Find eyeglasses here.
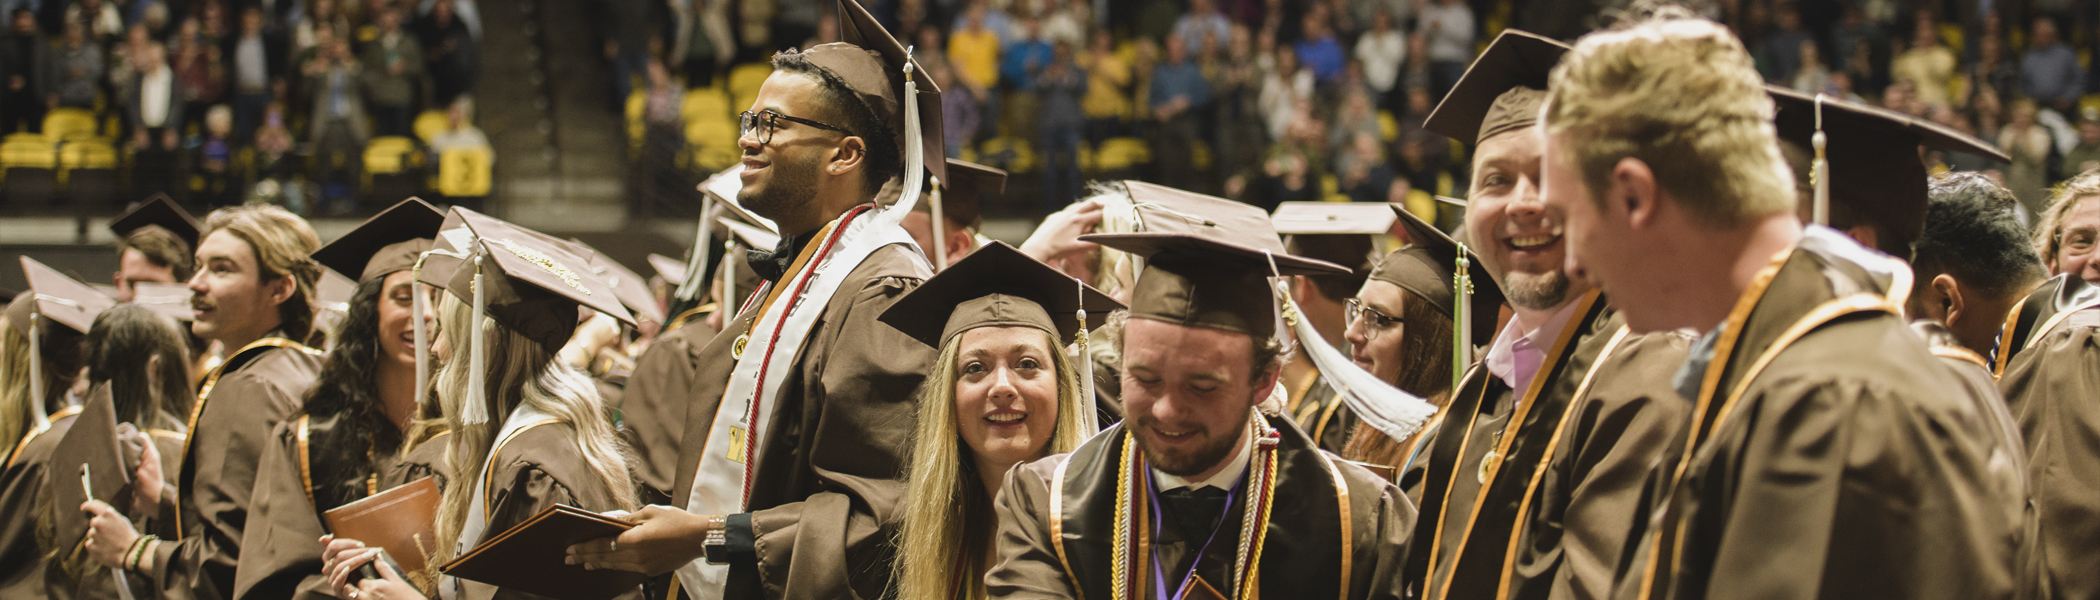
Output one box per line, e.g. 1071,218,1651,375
2061,227,2097,257
1346,297,1403,342
738,109,853,144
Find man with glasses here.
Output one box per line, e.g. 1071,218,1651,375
1398,30,1695,600
565,1,948,598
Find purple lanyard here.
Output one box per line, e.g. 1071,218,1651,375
1146,467,1247,600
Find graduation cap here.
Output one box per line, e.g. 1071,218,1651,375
1082,185,1347,341
418,208,635,355
1422,29,1568,145
1768,87,2008,255
48,385,130,559
698,165,780,234
648,254,688,288
569,239,667,325
880,241,1122,349
310,198,445,283
1271,202,1398,272
825,0,945,182
1376,204,1505,344
720,217,782,251
14,256,115,337
130,282,195,322
893,158,1005,229
108,193,203,249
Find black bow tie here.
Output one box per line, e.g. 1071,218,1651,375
1159,486,1232,537
745,229,818,283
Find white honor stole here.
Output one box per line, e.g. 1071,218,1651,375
439,404,560,600
676,209,920,598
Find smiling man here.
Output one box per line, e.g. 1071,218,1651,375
1540,12,2022,599
985,191,1412,600
563,1,946,598
1397,30,1694,600
114,204,324,600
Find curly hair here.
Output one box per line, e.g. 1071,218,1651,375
1916,172,2046,301
295,276,409,510
771,48,902,198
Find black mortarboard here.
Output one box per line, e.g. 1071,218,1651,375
1768,87,2009,255
570,239,667,325
827,0,946,181
108,193,203,249
13,256,115,335
1082,184,1346,340
1423,29,1568,145
1376,205,1505,342
311,198,446,282
879,241,1122,349
417,208,635,354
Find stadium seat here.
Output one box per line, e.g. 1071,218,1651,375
361,136,420,189
59,138,118,205
626,90,647,156
438,148,494,197
727,63,773,114
42,108,97,140
1090,137,1151,172
413,110,450,143
1377,110,1398,142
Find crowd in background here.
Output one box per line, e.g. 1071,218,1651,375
0,0,490,214
613,0,2100,225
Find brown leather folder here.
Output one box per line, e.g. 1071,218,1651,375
49,386,131,553
439,504,645,600
324,476,441,575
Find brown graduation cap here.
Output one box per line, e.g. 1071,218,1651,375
879,241,1122,349
13,256,116,336
901,158,1006,230
1768,86,2009,256
1376,204,1506,342
648,254,688,288
821,0,945,181
311,198,446,282
569,238,668,325
108,193,203,249
417,208,635,353
1082,184,1347,340
129,281,195,322
47,385,130,559
1271,201,1396,275
1422,29,1568,145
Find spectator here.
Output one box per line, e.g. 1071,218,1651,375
1390,87,1447,194
934,62,978,157
1967,33,2017,108
293,0,345,56
1173,0,1230,58
1,8,43,134
254,102,294,175
1000,17,1053,92
1039,0,1086,51
1078,28,1130,143
1355,9,1405,105
1790,38,1831,93
1037,39,1086,211
637,59,685,215
195,105,236,205
357,7,421,138
127,41,182,151
1328,87,1380,151
170,17,226,130
1252,146,1319,210
416,0,477,105
603,0,647,100
42,19,101,110
2065,108,2100,177
1337,131,1395,204
1259,45,1312,142
1417,0,1473,100
427,95,491,157
1213,24,1266,180
65,0,120,41
1891,19,1955,108
672,0,731,87
949,0,1011,48
105,23,149,108
307,35,367,210
2019,17,2084,114
947,3,1000,97
1148,33,1212,190
1761,5,1809,84
225,6,284,144
2001,98,2055,215
1295,11,1344,85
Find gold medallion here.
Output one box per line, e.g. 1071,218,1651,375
1478,450,1500,484
732,334,749,359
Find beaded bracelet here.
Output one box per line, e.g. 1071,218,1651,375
125,535,159,572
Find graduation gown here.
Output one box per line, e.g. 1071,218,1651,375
231,412,451,600
150,338,323,600
49,421,187,600
0,407,82,600
1995,275,2100,600
1290,373,1358,453
462,423,638,600
984,414,1412,600
621,320,713,504
1402,290,1618,600
1615,230,2025,600
668,243,935,600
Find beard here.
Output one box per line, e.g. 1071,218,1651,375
1503,269,1573,311
738,151,821,224
1131,410,1250,477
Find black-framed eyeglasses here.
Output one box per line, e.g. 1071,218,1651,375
1346,297,1404,342
738,109,853,144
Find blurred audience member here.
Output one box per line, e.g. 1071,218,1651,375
44,19,102,110
416,0,477,104
1037,39,1086,211
1147,32,1211,190
2,9,45,133
2002,98,2056,215
359,7,421,137
1892,18,1954,108
127,41,181,151
2020,17,2084,114
1356,9,1406,105
1079,29,1130,144
226,6,282,143
1418,0,1473,100
1295,11,1343,85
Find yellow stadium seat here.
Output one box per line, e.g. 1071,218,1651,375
727,63,773,113
977,136,1036,173
1092,137,1150,172
1,136,57,169
1377,110,1398,142
57,138,118,184
413,110,450,143
361,136,419,188
43,108,97,140
438,148,493,197
1320,174,1338,196
626,90,648,156
682,88,733,124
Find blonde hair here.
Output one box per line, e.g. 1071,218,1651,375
430,293,637,569
894,328,1091,600
2035,169,2100,268
202,205,323,341
1543,11,1796,226
1082,182,1141,298
1,313,83,455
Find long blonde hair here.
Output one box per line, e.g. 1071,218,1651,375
1,312,84,456
430,293,638,566
895,327,1092,600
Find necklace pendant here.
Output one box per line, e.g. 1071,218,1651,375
732,334,749,359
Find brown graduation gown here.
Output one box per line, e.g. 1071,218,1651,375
0,407,82,600
622,320,713,504
669,243,935,600
47,422,188,600
1615,234,2024,600
232,413,451,600
1291,374,1359,453
984,414,1413,600
1502,323,1693,600
1996,275,2100,600
1910,321,2047,600
150,339,323,600
463,423,638,600
1402,290,1615,600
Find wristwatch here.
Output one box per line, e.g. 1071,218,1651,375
701,516,730,564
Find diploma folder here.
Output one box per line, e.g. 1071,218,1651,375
49,387,131,555
439,504,644,600
323,476,441,575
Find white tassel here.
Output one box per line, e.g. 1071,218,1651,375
677,196,718,302
876,48,924,227
27,309,47,429
1264,253,1436,441
461,255,489,425
928,178,947,270
1074,277,1097,434
1811,94,1830,226
413,260,431,413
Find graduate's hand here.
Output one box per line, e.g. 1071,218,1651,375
565,505,711,575
81,499,142,569
330,545,426,600
319,535,366,581
1019,198,1105,265
132,434,163,516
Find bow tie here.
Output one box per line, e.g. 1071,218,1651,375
745,229,818,283
1158,486,1232,537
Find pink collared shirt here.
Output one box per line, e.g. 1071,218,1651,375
1484,299,1585,404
